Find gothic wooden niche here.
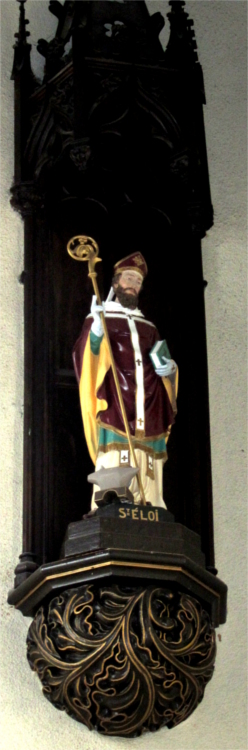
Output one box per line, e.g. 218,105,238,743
8,0,227,737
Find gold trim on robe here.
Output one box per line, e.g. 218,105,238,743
77,311,178,465
79,333,111,463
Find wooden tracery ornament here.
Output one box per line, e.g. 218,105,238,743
8,0,227,736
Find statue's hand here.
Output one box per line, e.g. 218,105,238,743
155,358,177,377
90,295,104,337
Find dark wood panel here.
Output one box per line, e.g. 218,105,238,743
11,0,216,585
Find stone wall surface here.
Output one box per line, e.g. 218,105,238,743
0,2,247,749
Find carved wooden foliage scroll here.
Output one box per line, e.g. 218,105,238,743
27,584,215,736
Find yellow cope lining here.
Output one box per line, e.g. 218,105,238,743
79,332,178,465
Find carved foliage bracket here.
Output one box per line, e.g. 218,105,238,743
27,583,216,736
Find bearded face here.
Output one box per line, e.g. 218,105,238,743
113,270,142,309
114,284,139,310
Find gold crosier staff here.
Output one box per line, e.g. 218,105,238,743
67,235,146,506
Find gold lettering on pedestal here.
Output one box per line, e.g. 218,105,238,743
132,508,139,520
119,508,126,518
118,508,159,521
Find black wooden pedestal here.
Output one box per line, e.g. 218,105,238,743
8,503,227,737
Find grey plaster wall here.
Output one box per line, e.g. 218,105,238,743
0,2,247,749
